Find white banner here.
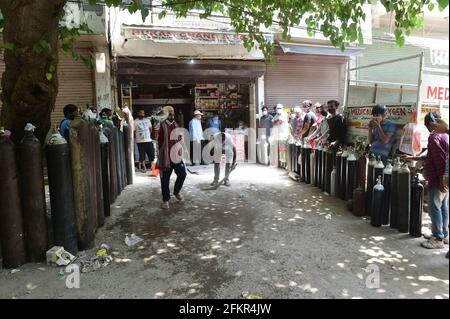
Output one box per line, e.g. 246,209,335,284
125,28,244,45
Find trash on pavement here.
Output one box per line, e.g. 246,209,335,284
125,234,144,247
10,269,20,274
247,294,263,299
46,246,76,266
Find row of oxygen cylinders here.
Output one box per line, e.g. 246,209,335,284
289,139,424,237
0,115,134,268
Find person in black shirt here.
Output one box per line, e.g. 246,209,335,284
326,100,346,148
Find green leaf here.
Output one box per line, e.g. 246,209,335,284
428,3,435,11
357,28,364,45
437,0,449,11
46,73,53,81
4,42,14,50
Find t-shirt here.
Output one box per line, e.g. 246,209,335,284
259,114,273,137
369,120,397,159
273,112,289,139
302,111,318,138
327,114,346,144
59,118,71,141
290,116,304,138
134,118,152,143
422,132,449,189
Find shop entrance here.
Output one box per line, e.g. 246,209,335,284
129,82,251,130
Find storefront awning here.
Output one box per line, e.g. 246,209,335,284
280,42,364,57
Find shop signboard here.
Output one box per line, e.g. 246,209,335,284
345,103,416,145
419,72,449,123
126,28,244,45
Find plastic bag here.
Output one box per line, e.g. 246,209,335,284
399,123,422,156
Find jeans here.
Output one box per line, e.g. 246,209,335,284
160,162,187,202
428,187,449,241
214,163,231,182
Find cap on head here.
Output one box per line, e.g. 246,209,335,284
276,104,284,110
194,110,203,116
164,105,175,114
293,107,302,113
314,102,321,108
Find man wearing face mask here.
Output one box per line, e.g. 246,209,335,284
368,104,396,161
405,112,449,250
272,104,290,168
60,104,79,141
134,109,154,173
306,103,329,149
258,106,273,165
326,100,346,149
157,106,187,210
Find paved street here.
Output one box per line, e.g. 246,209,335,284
0,164,448,299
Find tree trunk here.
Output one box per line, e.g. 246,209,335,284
0,0,67,143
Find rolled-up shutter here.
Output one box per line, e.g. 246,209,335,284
0,46,94,127
52,48,95,126
265,52,347,108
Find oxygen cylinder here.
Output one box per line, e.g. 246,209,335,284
353,186,366,217
300,139,306,183
321,143,328,192
0,128,27,268
366,154,376,216
88,123,98,232
317,144,322,189
295,143,301,176
331,165,337,196
410,174,424,238
382,161,393,226
120,129,128,187
390,157,401,229
346,149,357,201
336,147,343,196
69,114,95,250
17,124,48,262
356,151,368,191
310,149,315,186
93,125,104,228
340,148,348,200
371,177,385,227
374,157,385,184
325,146,333,195
113,126,122,194
46,129,78,255
314,147,319,187
287,143,293,173
105,125,118,203
100,129,111,218
397,163,411,233
304,140,312,184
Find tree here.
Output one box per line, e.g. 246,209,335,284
0,0,448,142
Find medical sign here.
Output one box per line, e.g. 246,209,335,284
345,103,416,144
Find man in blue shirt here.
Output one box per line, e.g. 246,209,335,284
59,104,78,141
368,104,396,160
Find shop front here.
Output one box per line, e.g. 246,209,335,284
117,57,265,131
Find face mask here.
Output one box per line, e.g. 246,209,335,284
321,111,328,116
262,111,268,116
277,109,282,114
139,115,144,119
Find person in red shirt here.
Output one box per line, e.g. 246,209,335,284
157,106,187,210
405,112,449,249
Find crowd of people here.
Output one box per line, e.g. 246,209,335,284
58,102,448,256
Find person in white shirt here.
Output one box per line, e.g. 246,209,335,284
272,104,289,168
134,109,154,173
189,110,205,166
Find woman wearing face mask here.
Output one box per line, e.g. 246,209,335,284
306,103,330,148
368,104,396,161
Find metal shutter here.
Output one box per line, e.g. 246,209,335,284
52,48,95,126
265,53,347,108
0,47,94,127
